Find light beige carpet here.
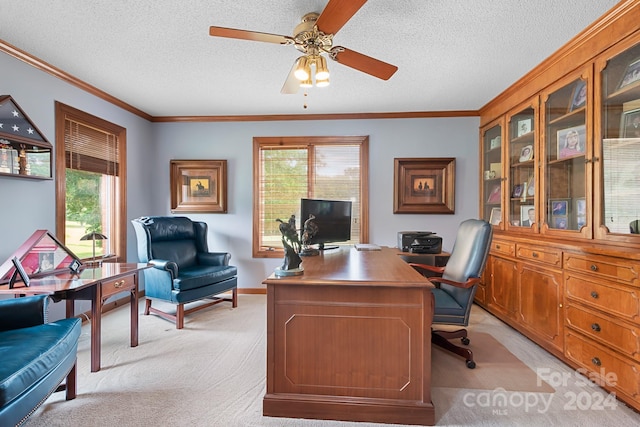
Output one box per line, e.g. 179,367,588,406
25,295,640,427
431,332,554,393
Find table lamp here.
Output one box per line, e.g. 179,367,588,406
80,232,108,263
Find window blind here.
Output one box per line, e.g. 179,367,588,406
65,119,119,176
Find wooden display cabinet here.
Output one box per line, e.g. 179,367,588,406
480,119,504,228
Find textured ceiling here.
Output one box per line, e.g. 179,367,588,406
0,0,621,117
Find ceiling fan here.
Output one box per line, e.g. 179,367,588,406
208,0,398,94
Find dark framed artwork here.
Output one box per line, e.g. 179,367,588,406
568,80,587,112
393,158,455,214
170,160,227,213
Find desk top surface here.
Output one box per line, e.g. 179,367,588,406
264,246,433,288
0,262,149,295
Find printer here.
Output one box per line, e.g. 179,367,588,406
397,231,442,254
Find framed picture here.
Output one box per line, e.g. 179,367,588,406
9,257,30,289
170,160,227,213
486,183,501,204
550,198,571,230
526,175,535,197
621,108,640,138
568,80,587,112
557,124,586,159
512,184,523,198
517,118,532,137
574,197,586,229
69,259,82,274
519,145,533,162
393,158,455,214
520,205,535,227
617,57,640,90
489,135,501,150
489,208,502,226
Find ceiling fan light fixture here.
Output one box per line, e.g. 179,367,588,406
315,56,330,80
300,77,313,88
316,76,330,87
294,56,310,81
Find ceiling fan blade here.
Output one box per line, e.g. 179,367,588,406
281,62,300,94
316,0,368,35
209,26,294,45
330,47,398,80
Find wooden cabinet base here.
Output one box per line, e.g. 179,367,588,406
263,394,435,425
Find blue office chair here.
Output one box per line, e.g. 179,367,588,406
409,219,493,369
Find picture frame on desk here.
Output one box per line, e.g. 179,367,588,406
170,159,227,213
393,157,455,214
9,257,30,288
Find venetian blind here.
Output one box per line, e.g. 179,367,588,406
65,119,119,176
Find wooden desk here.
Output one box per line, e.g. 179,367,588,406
0,263,148,372
263,247,435,425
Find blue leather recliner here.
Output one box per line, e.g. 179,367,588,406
0,295,81,427
131,216,238,329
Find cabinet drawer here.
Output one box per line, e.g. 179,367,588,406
102,275,135,299
565,331,640,402
516,243,562,267
565,304,640,361
564,252,639,287
565,273,640,322
491,240,515,257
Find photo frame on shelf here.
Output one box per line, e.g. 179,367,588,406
170,160,227,213
621,108,640,138
512,184,524,198
393,158,455,214
520,205,535,227
486,183,501,204
489,136,501,150
550,198,571,230
574,197,587,229
617,57,640,90
489,208,502,226
516,118,532,137
526,175,535,198
557,124,586,159
519,145,533,162
568,80,587,112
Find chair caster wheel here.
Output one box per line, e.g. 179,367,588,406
466,360,476,369
461,337,470,345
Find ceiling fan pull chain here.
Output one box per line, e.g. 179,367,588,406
303,91,308,109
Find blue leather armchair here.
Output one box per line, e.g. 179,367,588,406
131,216,238,329
410,219,493,369
0,295,81,426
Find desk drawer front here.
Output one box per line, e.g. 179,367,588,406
565,304,640,360
565,274,640,322
564,253,639,286
565,331,640,401
491,240,515,257
102,275,135,299
516,244,562,267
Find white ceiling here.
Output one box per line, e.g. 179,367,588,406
0,0,621,118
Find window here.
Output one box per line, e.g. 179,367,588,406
55,102,126,261
253,136,369,257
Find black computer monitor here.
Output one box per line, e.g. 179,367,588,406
300,198,352,250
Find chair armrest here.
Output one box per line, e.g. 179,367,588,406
408,263,445,277
0,294,49,332
198,252,231,266
149,259,179,279
430,276,480,289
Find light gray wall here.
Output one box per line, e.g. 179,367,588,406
1,48,480,300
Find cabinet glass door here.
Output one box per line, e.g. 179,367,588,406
596,39,640,242
481,120,504,228
506,100,537,232
541,72,591,238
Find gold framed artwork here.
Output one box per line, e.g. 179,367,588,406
170,159,227,213
393,157,455,214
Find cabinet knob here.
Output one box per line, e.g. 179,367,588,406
591,323,601,332
532,252,539,258
496,245,501,249
590,264,598,271
590,291,599,299
591,357,602,367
